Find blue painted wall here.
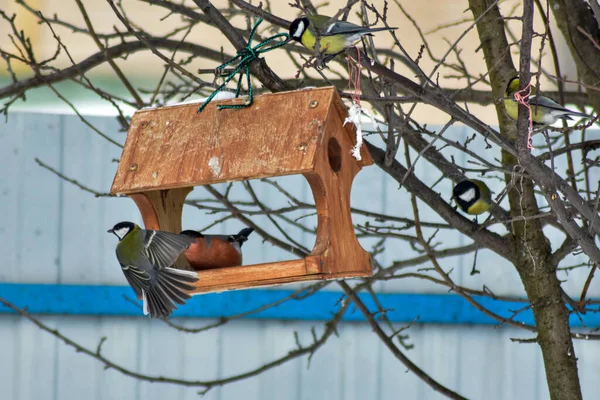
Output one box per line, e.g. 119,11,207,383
2,283,599,327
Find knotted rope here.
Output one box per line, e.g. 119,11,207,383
344,47,373,161
513,83,534,149
346,47,361,106
197,18,289,114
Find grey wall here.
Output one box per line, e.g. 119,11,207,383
1,112,598,399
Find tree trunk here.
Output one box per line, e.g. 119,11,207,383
548,0,600,113
468,1,582,398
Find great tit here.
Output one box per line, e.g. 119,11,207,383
180,227,254,270
108,221,199,319
452,179,492,215
504,77,593,125
289,15,396,56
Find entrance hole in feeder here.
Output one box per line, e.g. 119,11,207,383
328,137,342,172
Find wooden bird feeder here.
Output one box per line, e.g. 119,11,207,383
110,87,373,294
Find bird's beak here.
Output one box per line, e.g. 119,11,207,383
107,228,114,233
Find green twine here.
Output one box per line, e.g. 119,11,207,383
197,18,289,114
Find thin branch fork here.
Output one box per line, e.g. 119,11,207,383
0,294,348,394
338,281,468,400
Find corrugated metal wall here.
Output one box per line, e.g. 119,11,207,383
1,112,598,399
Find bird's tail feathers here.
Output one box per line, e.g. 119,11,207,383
143,291,148,315
365,26,397,33
566,110,592,119
143,289,173,318
156,273,194,303
163,266,199,283
142,268,198,318
231,227,254,246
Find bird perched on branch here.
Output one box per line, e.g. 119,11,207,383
180,227,255,270
288,15,396,56
452,179,492,216
108,221,198,319
504,76,593,126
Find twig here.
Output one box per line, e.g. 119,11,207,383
338,281,468,400
0,294,347,394
35,158,113,197
74,0,144,108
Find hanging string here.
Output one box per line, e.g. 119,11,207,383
344,47,373,161
513,83,534,149
197,18,289,114
345,47,361,106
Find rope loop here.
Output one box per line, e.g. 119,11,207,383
345,47,362,106
197,18,290,114
513,83,534,149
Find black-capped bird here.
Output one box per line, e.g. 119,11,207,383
180,227,254,270
108,221,199,319
289,15,396,56
452,179,492,215
504,77,593,126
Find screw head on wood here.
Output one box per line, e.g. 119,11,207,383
309,100,318,108
296,142,308,152
129,163,138,171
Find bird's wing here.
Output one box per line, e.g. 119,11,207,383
142,230,195,270
531,95,590,118
529,95,569,112
322,20,365,35
119,259,152,298
142,267,198,318
308,15,365,35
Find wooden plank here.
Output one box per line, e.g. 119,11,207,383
138,320,185,400
0,115,24,282
60,115,107,283
18,114,62,283
0,316,17,400
111,88,338,194
54,317,102,399
255,321,304,399
302,95,373,276
95,318,139,400
16,315,57,400
192,258,319,293
129,188,191,232
180,318,221,400
191,259,370,294
220,321,263,400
